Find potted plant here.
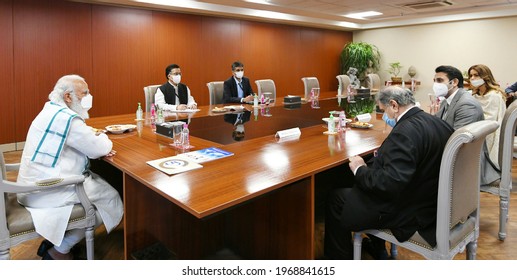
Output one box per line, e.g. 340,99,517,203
388,62,403,83
340,42,381,83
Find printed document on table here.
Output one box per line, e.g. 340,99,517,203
177,147,234,163
146,156,203,175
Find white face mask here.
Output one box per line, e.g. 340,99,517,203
433,81,452,98
470,78,485,88
81,93,93,110
172,74,181,84
235,71,244,79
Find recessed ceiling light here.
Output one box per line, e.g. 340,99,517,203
345,11,382,20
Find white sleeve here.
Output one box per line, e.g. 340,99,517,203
66,118,113,159
186,86,197,106
155,88,177,111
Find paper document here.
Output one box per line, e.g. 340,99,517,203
178,147,234,163
147,156,202,175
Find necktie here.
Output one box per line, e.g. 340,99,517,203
238,82,243,90
441,102,449,119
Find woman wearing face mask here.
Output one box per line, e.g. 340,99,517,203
468,64,506,166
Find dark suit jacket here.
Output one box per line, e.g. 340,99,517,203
436,88,500,185
343,107,454,246
223,76,254,103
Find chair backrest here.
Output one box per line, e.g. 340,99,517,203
336,75,350,96
143,85,160,112
436,120,499,253
301,77,319,100
498,99,517,190
254,79,276,101
366,73,381,92
207,81,224,105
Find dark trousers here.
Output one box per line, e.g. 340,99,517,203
324,186,386,259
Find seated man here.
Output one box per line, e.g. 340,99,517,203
223,61,254,104
17,75,123,260
155,64,197,111
324,86,454,259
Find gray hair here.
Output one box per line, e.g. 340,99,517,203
48,74,86,103
376,86,415,107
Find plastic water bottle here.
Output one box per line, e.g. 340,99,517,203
339,111,347,131
136,102,143,120
328,113,335,133
156,108,164,124
181,123,190,149
150,103,156,120
253,93,258,107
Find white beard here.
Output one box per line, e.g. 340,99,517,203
70,94,89,119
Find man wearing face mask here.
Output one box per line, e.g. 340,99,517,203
324,86,453,259
433,65,499,185
155,64,198,111
223,61,255,104
17,75,123,260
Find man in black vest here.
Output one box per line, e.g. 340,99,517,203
155,64,197,111
223,61,254,104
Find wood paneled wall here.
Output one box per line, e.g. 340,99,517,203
0,0,352,144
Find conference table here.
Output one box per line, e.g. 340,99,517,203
86,95,389,259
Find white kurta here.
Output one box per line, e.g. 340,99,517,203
17,102,123,246
473,90,506,167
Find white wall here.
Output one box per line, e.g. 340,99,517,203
354,16,517,108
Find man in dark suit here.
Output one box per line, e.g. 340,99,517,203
324,86,454,259
223,61,254,104
433,65,499,185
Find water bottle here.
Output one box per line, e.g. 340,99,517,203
339,111,347,131
328,113,335,133
181,123,190,149
253,93,258,107
156,108,164,124
136,102,143,120
150,103,156,120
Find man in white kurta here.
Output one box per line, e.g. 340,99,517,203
17,75,123,260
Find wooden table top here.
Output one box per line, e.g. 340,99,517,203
86,96,389,218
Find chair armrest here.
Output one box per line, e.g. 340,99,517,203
0,175,85,194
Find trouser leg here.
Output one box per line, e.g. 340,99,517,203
54,211,102,254
324,188,353,259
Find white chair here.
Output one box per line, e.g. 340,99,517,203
0,152,96,260
207,81,224,105
301,77,319,100
352,120,499,260
336,75,350,96
481,99,517,240
143,85,160,112
366,73,381,94
254,79,276,101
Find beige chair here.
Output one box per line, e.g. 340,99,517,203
336,75,350,96
301,77,319,100
0,152,96,260
352,120,499,260
481,99,517,240
207,81,224,105
144,85,160,112
254,79,276,101
366,73,381,94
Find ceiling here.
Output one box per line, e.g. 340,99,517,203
74,0,517,30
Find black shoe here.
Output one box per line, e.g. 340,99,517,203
37,240,54,257
41,250,55,260
362,238,389,260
